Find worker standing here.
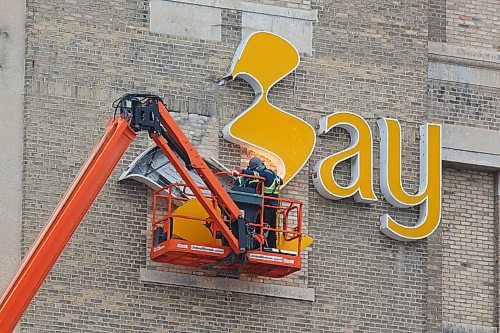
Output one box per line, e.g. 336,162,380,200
234,157,283,248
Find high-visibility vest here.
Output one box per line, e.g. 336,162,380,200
263,171,281,196
237,170,259,187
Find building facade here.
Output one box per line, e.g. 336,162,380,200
0,0,499,331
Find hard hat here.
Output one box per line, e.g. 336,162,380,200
248,157,264,170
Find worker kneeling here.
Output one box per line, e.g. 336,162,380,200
234,157,283,249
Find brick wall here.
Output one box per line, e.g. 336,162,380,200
429,80,500,131
429,0,447,42
441,168,496,326
429,0,500,49
427,59,500,330
446,0,500,50
17,0,500,332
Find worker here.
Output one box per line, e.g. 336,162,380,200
234,157,283,248
234,168,259,188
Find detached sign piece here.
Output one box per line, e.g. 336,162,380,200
221,31,442,242
220,31,316,185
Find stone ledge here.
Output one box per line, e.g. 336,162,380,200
150,0,222,41
442,125,500,156
151,0,317,54
442,321,497,333
428,62,500,88
443,148,500,170
428,43,500,87
140,268,315,301
428,42,500,69
165,0,318,21
442,125,500,170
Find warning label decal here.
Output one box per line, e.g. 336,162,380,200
249,253,283,262
153,245,165,252
191,245,225,254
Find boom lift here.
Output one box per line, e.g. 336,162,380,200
0,94,307,332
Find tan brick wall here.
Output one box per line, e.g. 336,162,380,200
428,75,499,331
429,0,499,49
429,0,447,42
446,0,500,50
441,168,496,326
429,80,500,131
16,0,500,332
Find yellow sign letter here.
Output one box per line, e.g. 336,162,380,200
221,31,316,185
378,119,442,241
313,112,377,203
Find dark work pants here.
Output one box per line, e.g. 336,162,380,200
263,198,278,248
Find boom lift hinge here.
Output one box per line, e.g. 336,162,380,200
116,94,194,170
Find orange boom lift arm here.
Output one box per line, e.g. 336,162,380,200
0,94,244,332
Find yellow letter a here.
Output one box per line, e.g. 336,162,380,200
312,112,377,203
